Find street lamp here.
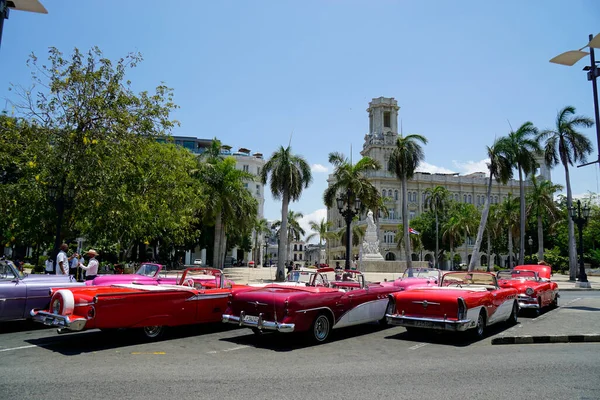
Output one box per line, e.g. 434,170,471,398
336,188,361,269
550,33,600,169
569,199,591,288
0,0,47,48
528,236,533,262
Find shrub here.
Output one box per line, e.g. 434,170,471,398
544,247,568,274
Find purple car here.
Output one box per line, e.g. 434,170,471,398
380,267,441,290
0,259,84,321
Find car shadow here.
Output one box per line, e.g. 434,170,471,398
220,322,393,352
384,322,519,347
0,319,51,334
23,323,242,355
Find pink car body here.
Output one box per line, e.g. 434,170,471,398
380,268,441,291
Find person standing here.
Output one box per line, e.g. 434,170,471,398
79,249,99,281
56,243,75,275
69,252,80,277
44,258,54,275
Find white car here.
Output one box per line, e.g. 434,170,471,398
193,259,203,266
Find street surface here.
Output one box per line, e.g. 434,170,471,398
0,293,598,400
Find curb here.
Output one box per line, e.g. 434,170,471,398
492,334,600,345
558,288,600,291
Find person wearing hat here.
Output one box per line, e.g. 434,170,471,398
79,249,100,281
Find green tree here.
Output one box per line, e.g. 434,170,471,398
526,175,563,261
272,210,305,264
261,146,312,281
423,186,450,268
497,122,541,265
468,139,512,271
387,133,428,273
538,106,594,280
499,193,520,268
253,218,271,266
306,218,332,264
450,202,479,268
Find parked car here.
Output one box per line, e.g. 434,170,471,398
385,271,519,339
85,263,175,286
380,267,441,290
31,267,252,339
497,264,559,314
222,268,403,343
0,259,84,322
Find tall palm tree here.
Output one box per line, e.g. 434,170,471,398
468,139,512,271
537,106,594,280
442,212,462,270
261,146,312,281
526,175,563,261
272,210,305,266
323,152,382,265
306,218,332,264
499,193,520,269
253,218,271,266
485,203,503,271
452,202,479,269
497,122,541,265
387,133,428,273
423,186,450,268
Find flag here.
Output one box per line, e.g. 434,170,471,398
409,227,420,235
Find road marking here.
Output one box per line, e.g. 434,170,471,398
0,345,37,353
130,352,166,355
408,343,428,350
222,345,249,352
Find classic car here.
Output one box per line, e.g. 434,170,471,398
0,259,84,322
31,267,251,339
222,268,403,343
497,264,559,313
380,267,441,290
385,271,519,339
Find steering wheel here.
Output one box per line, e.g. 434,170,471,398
447,282,463,288
183,279,194,287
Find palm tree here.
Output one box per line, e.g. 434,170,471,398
272,210,305,267
452,202,479,269
261,146,312,281
537,106,594,280
253,218,271,266
423,186,450,268
306,218,332,265
497,122,541,265
485,203,503,271
442,212,462,270
526,175,563,262
499,193,520,269
387,133,428,273
468,139,512,271
323,152,382,265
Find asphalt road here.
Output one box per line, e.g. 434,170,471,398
0,292,598,400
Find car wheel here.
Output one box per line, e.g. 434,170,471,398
471,311,486,340
251,328,263,336
551,295,559,309
140,325,165,340
309,313,331,343
508,302,518,326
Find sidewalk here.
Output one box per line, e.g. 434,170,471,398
222,266,600,290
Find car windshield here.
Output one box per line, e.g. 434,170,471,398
179,268,223,288
135,263,159,277
441,272,496,287
0,261,23,280
401,268,439,280
498,270,538,281
286,270,312,284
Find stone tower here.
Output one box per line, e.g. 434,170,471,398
361,97,400,165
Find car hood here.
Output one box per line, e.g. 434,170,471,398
86,274,158,286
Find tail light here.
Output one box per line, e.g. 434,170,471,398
284,299,289,316
227,293,233,306
87,306,96,319
386,295,396,315
457,297,467,320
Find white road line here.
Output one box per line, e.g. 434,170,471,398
222,345,249,352
0,345,37,353
408,343,428,350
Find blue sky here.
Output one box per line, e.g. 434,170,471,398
2,1,600,239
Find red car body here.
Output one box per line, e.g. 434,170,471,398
30,268,251,339
385,271,519,339
222,268,402,343
380,267,441,290
497,264,559,312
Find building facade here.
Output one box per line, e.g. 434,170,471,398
326,97,550,268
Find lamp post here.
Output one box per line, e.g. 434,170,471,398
263,240,269,267
550,33,600,169
336,188,361,269
569,199,591,288
0,0,47,49
528,236,533,262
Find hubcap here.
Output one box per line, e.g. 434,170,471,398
476,315,484,336
144,326,162,338
314,316,329,341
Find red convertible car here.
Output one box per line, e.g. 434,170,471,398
380,267,441,290
497,264,559,314
385,271,519,339
31,268,251,339
222,268,402,343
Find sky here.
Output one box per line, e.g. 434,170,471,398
2,1,600,242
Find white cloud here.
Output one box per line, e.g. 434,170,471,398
311,164,328,173
452,159,490,175
298,208,328,243
416,162,456,174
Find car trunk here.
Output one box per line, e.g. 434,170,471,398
231,286,315,322
393,288,465,320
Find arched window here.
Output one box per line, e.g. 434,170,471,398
382,189,387,198
463,194,467,203
394,190,398,200
468,195,472,203
455,193,459,201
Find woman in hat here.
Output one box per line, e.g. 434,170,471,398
79,249,100,281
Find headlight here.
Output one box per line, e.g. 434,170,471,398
525,287,534,296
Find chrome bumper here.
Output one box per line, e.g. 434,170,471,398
222,311,295,333
517,295,539,309
386,314,472,332
30,309,87,332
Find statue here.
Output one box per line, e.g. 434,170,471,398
361,210,383,260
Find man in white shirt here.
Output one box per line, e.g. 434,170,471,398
45,258,54,274
56,243,73,275
79,249,99,281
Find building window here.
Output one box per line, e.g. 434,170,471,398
409,211,415,219
455,193,459,202
243,165,249,172
257,167,261,175
256,184,260,195
468,195,472,204
384,112,391,128
382,189,387,198
394,190,398,200
463,194,467,203
294,244,297,251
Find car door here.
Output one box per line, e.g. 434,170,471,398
0,263,27,321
